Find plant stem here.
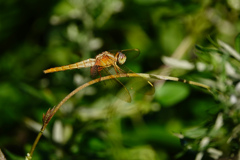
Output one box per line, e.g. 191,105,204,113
26,73,211,159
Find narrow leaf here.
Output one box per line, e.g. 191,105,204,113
235,33,240,53
195,45,223,54
218,40,240,61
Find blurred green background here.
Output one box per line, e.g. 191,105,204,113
0,0,240,159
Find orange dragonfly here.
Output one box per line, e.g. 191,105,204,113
44,49,154,102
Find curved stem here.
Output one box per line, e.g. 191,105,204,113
26,73,211,159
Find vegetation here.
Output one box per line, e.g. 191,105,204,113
0,0,240,159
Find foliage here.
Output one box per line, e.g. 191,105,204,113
177,37,240,160
0,0,240,160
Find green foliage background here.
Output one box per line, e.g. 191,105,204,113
0,0,240,159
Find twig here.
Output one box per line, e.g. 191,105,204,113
25,73,211,159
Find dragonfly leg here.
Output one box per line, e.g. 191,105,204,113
113,66,119,75
98,66,104,82
98,70,102,82
115,65,129,77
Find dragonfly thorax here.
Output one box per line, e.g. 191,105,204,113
117,52,126,65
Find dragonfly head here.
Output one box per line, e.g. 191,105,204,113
117,52,126,65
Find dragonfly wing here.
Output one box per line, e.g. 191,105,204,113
93,49,153,102
126,76,155,95
114,64,155,96
108,49,140,61
100,65,132,103
90,57,106,78
90,65,99,78
120,48,140,60
86,55,131,102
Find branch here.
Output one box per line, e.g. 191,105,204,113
26,73,212,159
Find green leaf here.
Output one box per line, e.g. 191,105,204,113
184,127,207,139
207,36,219,47
195,45,223,54
235,33,240,53
4,149,25,160
155,82,190,107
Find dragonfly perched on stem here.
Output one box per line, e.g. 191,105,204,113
44,49,154,102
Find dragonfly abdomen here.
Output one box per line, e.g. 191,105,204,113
75,58,96,68
43,58,96,74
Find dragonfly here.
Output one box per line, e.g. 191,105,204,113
44,49,154,102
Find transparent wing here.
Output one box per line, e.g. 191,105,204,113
108,49,140,61
115,64,155,96
91,54,131,102
100,62,154,102
121,48,140,60
101,66,132,103
94,49,153,102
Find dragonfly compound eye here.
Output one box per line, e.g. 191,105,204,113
118,52,126,65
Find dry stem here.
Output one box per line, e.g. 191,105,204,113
26,73,211,159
